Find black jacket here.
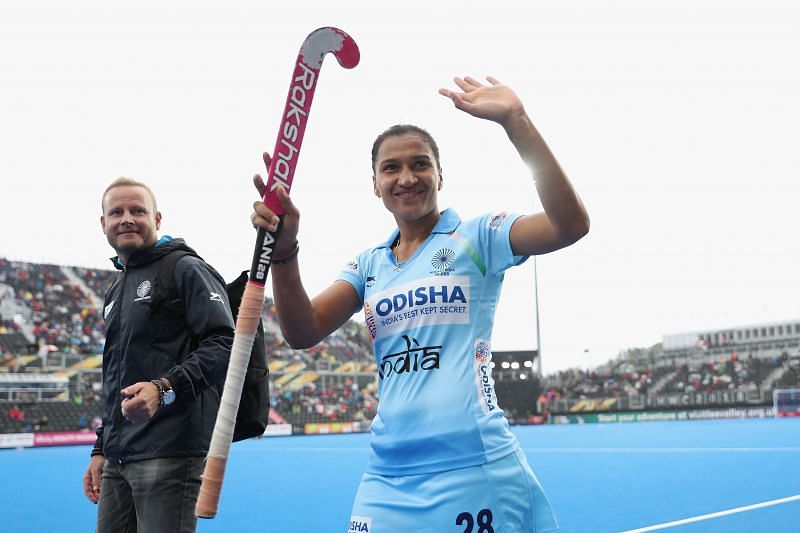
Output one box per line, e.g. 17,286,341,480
95,238,234,463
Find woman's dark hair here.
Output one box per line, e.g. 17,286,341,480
371,124,441,173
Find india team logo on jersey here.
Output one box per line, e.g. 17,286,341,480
431,247,455,268
474,338,498,413
378,334,442,380
429,247,456,276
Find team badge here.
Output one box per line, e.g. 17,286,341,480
431,248,455,270
134,280,152,301
487,212,509,230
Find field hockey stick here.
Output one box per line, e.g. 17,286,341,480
195,26,360,519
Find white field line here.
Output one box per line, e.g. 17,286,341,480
523,447,800,453
250,446,800,453
620,494,800,532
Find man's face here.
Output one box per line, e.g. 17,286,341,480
100,185,161,262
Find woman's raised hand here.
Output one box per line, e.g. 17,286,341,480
439,76,526,127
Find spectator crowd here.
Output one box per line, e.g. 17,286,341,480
1,256,379,434
2,256,799,433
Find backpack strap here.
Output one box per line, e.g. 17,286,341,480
149,250,200,318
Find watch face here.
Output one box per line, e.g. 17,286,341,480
163,389,176,405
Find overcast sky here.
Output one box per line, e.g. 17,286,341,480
1,1,798,374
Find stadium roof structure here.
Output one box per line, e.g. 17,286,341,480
663,319,800,351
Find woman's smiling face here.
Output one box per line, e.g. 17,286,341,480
372,133,443,223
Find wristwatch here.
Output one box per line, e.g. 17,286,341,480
150,378,176,407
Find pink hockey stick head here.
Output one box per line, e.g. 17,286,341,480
263,27,360,214
300,27,360,70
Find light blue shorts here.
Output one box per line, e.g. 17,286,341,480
348,448,558,533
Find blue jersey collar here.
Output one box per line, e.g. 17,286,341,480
376,208,461,250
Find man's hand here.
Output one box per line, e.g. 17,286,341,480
82,455,106,504
120,381,160,423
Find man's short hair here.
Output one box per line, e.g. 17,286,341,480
101,177,158,213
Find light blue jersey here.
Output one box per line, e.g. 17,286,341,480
337,208,527,476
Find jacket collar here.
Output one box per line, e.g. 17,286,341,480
110,236,195,270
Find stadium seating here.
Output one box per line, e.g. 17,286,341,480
2,255,798,435
1,256,378,436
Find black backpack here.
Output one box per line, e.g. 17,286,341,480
150,250,270,442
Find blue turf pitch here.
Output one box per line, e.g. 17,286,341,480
1,418,798,532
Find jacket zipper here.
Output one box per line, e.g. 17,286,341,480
115,266,126,464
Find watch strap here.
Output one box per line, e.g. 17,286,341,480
150,379,166,407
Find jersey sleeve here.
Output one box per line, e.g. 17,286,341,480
336,252,367,308
478,211,528,275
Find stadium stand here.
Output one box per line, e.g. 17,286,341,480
0,320,31,356
1,398,101,433
1,256,378,435
1,255,798,436
539,329,800,416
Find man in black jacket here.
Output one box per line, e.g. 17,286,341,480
82,177,234,532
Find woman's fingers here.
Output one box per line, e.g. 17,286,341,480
462,76,483,88
253,174,267,197
253,151,273,198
